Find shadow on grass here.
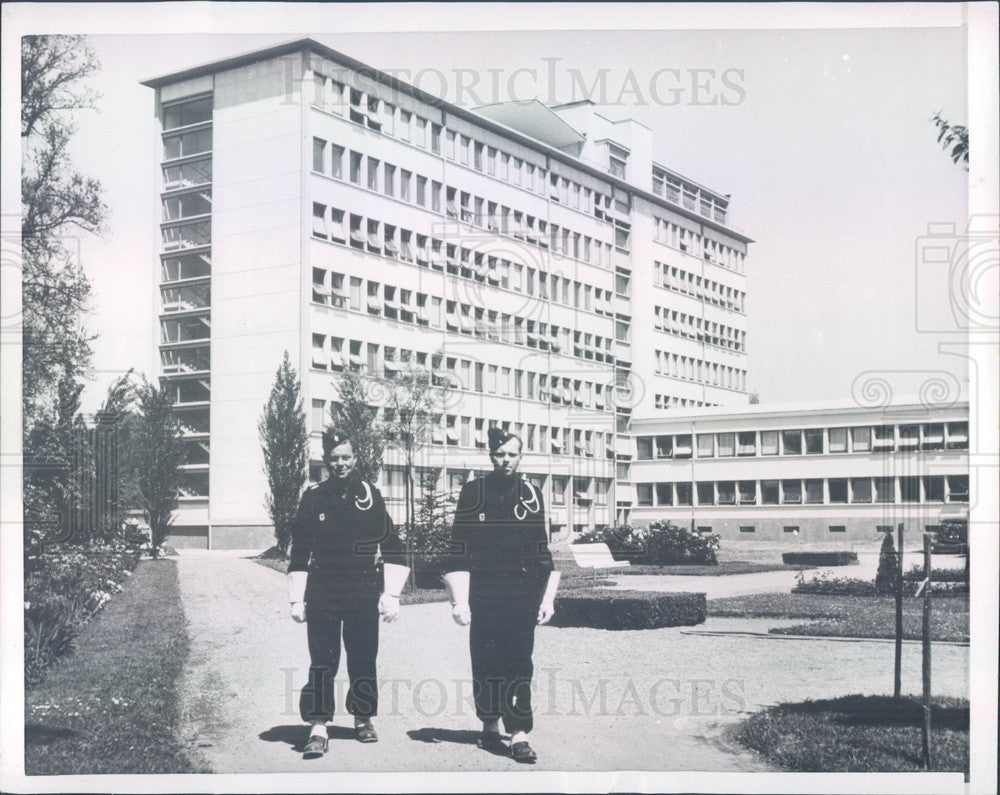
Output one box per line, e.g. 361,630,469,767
259,723,357,752
25,724,80,745
780,695,969,731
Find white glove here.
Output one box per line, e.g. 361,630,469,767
378,593,400,622
290,601,306,623
451,602,471,626
537,600,555,625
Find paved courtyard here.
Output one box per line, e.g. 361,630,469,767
173,554,968,773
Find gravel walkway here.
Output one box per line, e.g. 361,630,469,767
174,556,968,773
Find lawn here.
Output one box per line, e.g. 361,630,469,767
708,593,969,643
25,559,206,774
727,694,969,774
613,560,812,576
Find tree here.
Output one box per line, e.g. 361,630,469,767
381,355,449,573
330,366,385,484
133,381,183,553
874,531,900,595
407,469,456,588
259,352,308,555
21,35,106,431
931,112,969,169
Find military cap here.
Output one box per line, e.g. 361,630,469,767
487,425,521,452
321,427,353,457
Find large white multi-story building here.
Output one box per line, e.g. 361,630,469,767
142,38,751,549
630,399,970,544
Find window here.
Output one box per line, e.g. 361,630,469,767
922,423,944,450
782,430,802,455
873,425,894,451
552,476,568,505
874,477,894,503
828,427,848,453
717,432,735,457
696,482,715,505
804,428,823,454
696,526,712,535
761,480,779,505
804,479,824,504
850,478,872,503
163,128,212,159
760,430,779,455
330,145,344,179
783,526,800,534
946,474,968,502
877,525,893,533
636,484,654,507
946,422,968,450
851,426,872,452
828,479,848,503
717,481,736,505
737,431,756,456
782,479,802,504
924,475,945,502
675,482,693,506
636,436,653,460
349,151,362,183
739,526,755,534
898,425,920,449
674,435,693,458
312,136,326,172
738,481,757,505
163,96,212,129
655,483,673,506
655,435,673,459
829,526,846,533
696,434,715,458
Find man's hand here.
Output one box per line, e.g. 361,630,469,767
451,602,471,626
537,601,555,625
290,601,306,623
378,593,400,622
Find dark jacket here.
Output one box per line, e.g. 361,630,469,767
288,473,405,601
443,471,554,584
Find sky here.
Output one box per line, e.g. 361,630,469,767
63,25,969,413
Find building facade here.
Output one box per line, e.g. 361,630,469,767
630,400,970,545
143,39,751,548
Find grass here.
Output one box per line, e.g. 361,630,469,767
727,694,969,775
613,561,813,576
25,559,206,774
708,593,969,642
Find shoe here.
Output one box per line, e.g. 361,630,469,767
478,730,509,756
355,721,378,743
302,733,328,759
510,741,537,764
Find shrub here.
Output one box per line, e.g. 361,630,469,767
576,522,719,565
903,565,968,583
549,589,706,630
874,532,900,595
782,551,858,566
24,539,141,688
793,570,969,597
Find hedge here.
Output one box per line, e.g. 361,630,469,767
792,573,969,597
782,551,858,567
549,589,706,630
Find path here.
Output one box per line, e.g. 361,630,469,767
173,554,968,773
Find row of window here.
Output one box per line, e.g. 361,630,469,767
709,524,951,535
654,394,720,411
653,349,748,392
653,217,745,274
312,140,622,265
310,74,625,227
310,268,617,363
311,209,619,317
636,422,970,460
635,474,970,507
654,305,746,353
309,338,617,412
652,166,729,225
657,262,746,314
311,398,618,460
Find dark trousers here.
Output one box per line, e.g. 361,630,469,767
469,576,544,735
299,597,379,722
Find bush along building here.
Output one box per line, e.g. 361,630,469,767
142,39,752,549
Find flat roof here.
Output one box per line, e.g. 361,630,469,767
141,37,752,244
631,397,970,428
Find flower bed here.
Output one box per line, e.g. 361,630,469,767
792,570,969,597
25,540,141,688
549,589,706,630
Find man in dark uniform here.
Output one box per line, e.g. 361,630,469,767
287,428,409,759
442,426,561,763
